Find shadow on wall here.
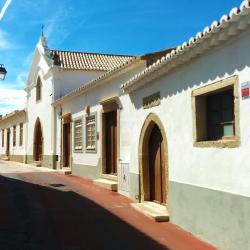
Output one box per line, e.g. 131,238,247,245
0,175,168,250
129,30,250,110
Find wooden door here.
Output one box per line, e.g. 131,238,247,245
63,123,71,167
34,120,43,161
105,111,117,175
6,129,10,156
148,125,166,204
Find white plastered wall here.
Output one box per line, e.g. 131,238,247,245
53,70,104,100
120,29,250,198
26,64,54,156
55,62,147,168
0,115,27,156
26,46,110,160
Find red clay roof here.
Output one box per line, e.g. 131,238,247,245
49,50,134,71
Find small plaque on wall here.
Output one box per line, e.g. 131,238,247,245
241,82,250,100
143,92,161,109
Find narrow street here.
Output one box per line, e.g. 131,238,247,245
0,161,216,250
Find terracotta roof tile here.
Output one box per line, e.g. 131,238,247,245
49,50,134,71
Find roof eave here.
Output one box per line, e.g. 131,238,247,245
0,109,26,124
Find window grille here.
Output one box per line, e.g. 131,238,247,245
19,123,23,146
86,115,96,151
74,119,83,151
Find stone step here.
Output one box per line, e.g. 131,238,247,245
131,201,169,222
57,167,72,175
93,178,117,191
142,201,168,213
1,157,9,161
30,161,42,167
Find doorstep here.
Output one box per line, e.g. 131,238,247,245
1,156,9,161
131,201,169,222
93,178,117,191
57,167,72,175
30,161,42,167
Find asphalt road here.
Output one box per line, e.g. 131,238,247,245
0,161,167,250
0,161,215,250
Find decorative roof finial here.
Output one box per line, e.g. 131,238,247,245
41,24,44,37
40,24,48,49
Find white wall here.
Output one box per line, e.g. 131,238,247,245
26,51,54,155
56,62,147,168
119,29,250,198
0,115,27,156
26,46,106,159
26,70,54,156
53,70,104,100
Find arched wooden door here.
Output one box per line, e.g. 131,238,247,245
139,113,168,207
34,118,43,161
148,124,166,204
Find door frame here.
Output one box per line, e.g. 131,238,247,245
100,96,120,179
138,113,169,207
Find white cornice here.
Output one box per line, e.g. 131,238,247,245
0,109,26,124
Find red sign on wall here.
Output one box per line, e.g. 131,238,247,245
241,82,250,100
242,88,249,98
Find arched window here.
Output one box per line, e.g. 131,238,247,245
36,77,42,102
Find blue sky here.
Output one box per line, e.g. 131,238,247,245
0,0,242,115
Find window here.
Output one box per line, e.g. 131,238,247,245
74,119,83,151
36,77,42,102
2,129,4,147
19,123,23,146
86,114,96,152
192,76,239,148
207,90,234,140
13,125,16,147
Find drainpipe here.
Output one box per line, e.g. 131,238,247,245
60,106,63,169
24,93,29,164
51,105,57,169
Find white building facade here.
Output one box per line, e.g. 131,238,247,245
119,2,250,249
0,1,250,249
0,110,26,163
24,36,133,168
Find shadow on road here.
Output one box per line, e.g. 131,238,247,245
0,175,169,250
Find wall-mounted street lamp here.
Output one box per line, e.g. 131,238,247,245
0,64,7,80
